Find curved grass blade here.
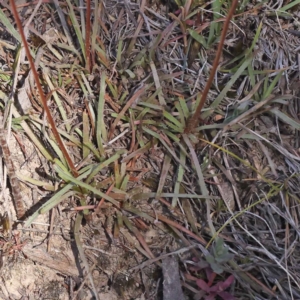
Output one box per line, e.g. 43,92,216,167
24,168,93,226
44,74,71,132
204,55,252,119
0,8,21,42
65,0,85,60
55,165,120,206
85,150,126,184
183,134,215,236
262,71,283,99
142,126,186,170
270,108,300,131
278,0,300,12
163,110,184,131
12,105,53,162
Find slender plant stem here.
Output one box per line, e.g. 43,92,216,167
184,0,239,133
9,0,78,177
85,0,91,71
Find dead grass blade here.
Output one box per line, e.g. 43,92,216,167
172,147,185,207
74,212,99,300
204,55,253,120
199,137,278,186
223,95,293,131
156,154,171,197
85,0,91,70
43,74,71,132
82,110,90,160
11,105,53,161
142,127,184,168
270,108,300,131
122,215,155,259
109,86,147,140
149,60,166,106
182,134,215,237
52,0,74,47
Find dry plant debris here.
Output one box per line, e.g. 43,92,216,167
0,0,299,299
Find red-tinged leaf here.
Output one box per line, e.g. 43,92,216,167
206,269,216,287
220,275,235,290
185,20,195,26
218,291,236,300
210,281,223,293
196,279,210,292
210,275,235,293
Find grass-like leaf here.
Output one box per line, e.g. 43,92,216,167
172,147,186,207
202,55,252,119
262,71,283,99
65,0,85,60
278,0,300,11
0,8,21,42
188,28,208,49
270,108,300,131
96,74,106,156
85,150,126,184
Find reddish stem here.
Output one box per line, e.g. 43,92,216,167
184,0,239,133
85,0,91,71
9,0,78,177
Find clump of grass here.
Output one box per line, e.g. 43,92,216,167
0,0,300,298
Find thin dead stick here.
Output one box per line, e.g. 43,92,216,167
95,182,115,213
156,213,206,245
74,212,99,300
47,208,55,252
0,129,25,219
129,245,196,271
71,262,97,300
